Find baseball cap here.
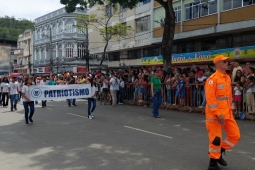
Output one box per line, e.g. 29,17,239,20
213,55,230,64
198,71,204,76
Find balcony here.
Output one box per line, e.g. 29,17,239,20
135,3,151,16
34,33,87,45
34,7,88,24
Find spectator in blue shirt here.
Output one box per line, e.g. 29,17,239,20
178,76,185,107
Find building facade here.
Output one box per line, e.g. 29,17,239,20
0,39,17,75
15,29,33,75
88,0,153,68
89,0,255,68
33,7,105,74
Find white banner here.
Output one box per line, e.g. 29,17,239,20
29,84,91,101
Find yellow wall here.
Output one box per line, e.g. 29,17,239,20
221,5,255,24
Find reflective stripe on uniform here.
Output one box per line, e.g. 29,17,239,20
208,104,218,108
209,148,221,153
223,139,235,147
217,84,225,89
206,118,215,122
216,97,230,100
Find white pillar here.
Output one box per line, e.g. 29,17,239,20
62,42,65,58
56,43,58,58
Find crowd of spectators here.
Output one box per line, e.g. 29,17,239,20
1,60,254,117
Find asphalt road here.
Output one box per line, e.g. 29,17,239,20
0,99,255,170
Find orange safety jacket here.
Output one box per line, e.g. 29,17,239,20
205,70,233,119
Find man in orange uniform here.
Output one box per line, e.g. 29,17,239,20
205,55,241,170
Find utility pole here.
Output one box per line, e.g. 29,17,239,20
49,28,53,77
28,38,32,76
85,26,89,71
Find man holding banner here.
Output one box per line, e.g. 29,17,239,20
66,72,77,107
40,76,48,108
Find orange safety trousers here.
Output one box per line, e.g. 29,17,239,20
206,117,241,159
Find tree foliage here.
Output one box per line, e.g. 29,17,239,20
60,0,175,69
75,4,134,69
0,16,34,41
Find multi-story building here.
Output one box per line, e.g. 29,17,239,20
15,29,33,75
153,0,255,67
88,0,153,68
90,0,255,68
33,7,106,74
0,39,17,75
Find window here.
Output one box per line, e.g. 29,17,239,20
47,26,50,36
77,43,86,59
41,27,45,39
143,47,160,57
37,29,40,40
106,5,112,16
136,16,150,33
52,24,56,35
109,52,120,61
120,6,127,13
65,20,74,33
223,0,254,10
58,22,63,34
52,45,56,59
128,49,141,59
65,43,74,58
77,22,86,34
174,6,181,23
185,0,218,20
58,44,62,57
137,0,151,6
43,47,46,60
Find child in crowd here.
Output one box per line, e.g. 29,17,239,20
178,76,185,107
234,82,243,115
245,76,255,114
173,78,179,106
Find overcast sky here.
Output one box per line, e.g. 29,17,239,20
0,0,65,21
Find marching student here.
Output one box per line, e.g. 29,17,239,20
1,77,9,107
8,77,19,111
40,76,48,107
87,77,98,120
22,77,35,125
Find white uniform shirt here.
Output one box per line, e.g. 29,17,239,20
1,82,9,93
120,81,125,88
110,77,119,90
8,82,19,95
40,80,48,85
91,85,98,99
16,82,21,91
22,85,31,102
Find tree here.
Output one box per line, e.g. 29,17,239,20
75,3,133,70
60,0,175,70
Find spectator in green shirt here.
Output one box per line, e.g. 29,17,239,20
150,70,162,118
48,77,56,85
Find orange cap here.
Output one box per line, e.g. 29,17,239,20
213,55,230,64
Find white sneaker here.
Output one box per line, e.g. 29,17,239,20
198,106,204,108
89,115,93,120
119,103,123,105
91,112,94,118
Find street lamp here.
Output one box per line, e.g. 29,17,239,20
41,28,53,76
61,28,90,70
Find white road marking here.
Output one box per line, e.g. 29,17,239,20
67,113,87,119
124,126,173,139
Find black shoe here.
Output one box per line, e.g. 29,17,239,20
68,103,71,107
72,104,77,106
14,107,17,110
208,158,221,170
11,109,13,112
218,148,227,166
29,117,33,123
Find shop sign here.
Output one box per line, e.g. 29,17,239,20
142,56,163,65
172,45,255,64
